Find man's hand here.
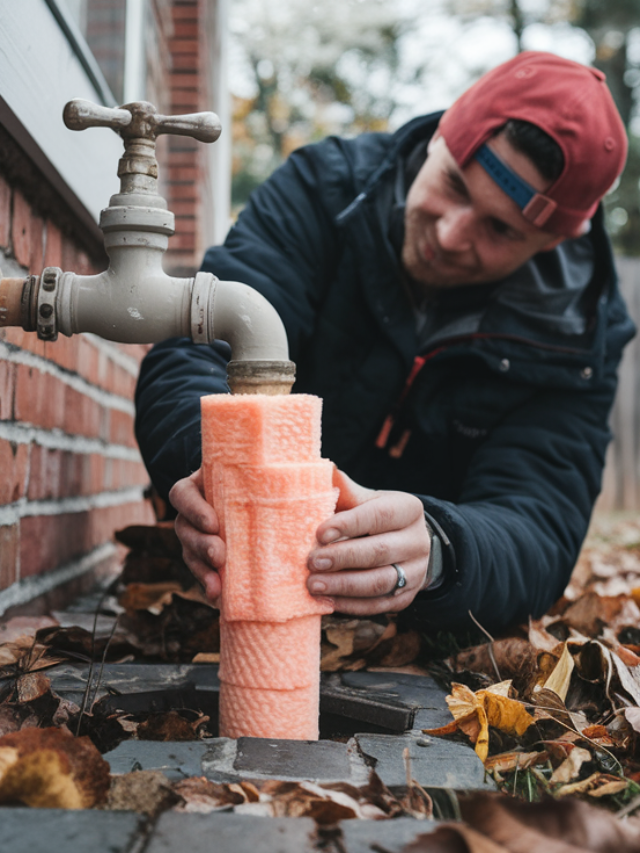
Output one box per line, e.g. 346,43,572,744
307,470,431,615
169,469,225,601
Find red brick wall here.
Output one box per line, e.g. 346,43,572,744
0,0,222,614
164,0,216,275
0,176,154,611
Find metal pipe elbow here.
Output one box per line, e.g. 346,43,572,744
191,274,295,394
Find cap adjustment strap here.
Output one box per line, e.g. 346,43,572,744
474,143,556,227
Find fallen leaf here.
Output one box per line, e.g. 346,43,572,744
137,711,210,741
555,771,628,798
539,643,574,702
433,682,535,764
0,727,110,808
484,751,547,774
118,582,185,615
549,746,592,784
105,769,179,815
16,673,51,704
173,776,258,813
450,638,536,688
624,708,640,733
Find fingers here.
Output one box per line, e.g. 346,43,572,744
169,469,219,535
316,490,423,544
309,487,431,617
170,469,224,603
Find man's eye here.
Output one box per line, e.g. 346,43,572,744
489,218,514,238
445,174,467,198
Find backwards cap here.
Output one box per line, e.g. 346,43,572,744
438,51,628,237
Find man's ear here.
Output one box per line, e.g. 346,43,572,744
427,130,441,155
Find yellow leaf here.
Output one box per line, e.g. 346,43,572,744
446,683,479,721
479,691,536,738
542,642,574,702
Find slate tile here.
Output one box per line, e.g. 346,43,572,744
355,733,495,791
0,808,143,853
104,739,215,780
146,813,318,853
231,736,359,783
340,817,436,853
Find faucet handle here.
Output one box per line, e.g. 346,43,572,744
63,100,133,132
64,99,221,144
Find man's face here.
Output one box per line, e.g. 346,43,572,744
402,132,564,290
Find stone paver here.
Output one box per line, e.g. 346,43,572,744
332,671,454,731
146,813,318,853
104,739,214,780
1,808,143,853
354,733,494,790
231,736,368,783
340,817,436,853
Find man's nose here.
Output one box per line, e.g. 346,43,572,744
436,206,474,253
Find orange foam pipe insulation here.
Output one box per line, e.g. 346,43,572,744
201,393,337,739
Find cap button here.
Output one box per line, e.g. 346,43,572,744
499,358,510,372
581,366,593,380
604,137,615,152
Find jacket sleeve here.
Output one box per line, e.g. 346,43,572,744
404,359,620,635
135,141,349,502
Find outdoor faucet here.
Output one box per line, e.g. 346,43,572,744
0,100,295,395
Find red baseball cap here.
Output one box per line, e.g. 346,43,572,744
438,51,628,237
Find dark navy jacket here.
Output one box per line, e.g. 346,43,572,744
135,113,635,634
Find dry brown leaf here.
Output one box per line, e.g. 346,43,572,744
555,772,628,798
191,652,220,663
549,746,591,784
450,638,536,685
0,726,110,809
173,776,258,813
539,643,574,702
562,592,636,637
484,751,547,774
105,769,178,815
321,616,392,671
16,673,51,704
454,792,640,853
371,629,422,668
118,582,185,615
137,711,210,741
624,707,640,733
528,619,564,654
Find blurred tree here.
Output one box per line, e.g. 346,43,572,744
229,0,411,209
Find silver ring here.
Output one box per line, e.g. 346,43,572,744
389,562,407,595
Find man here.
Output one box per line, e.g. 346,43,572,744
135,52,634,634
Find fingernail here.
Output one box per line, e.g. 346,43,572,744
310,579,327,593
313,556,332,570
320,528,340,544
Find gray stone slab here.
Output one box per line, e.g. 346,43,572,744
340,818,436,853
44,662,219,708
1,807,143,853
355,733,495,791
104,739,214,780
337,672,453,730
231,736,367,783
147,813,318,853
